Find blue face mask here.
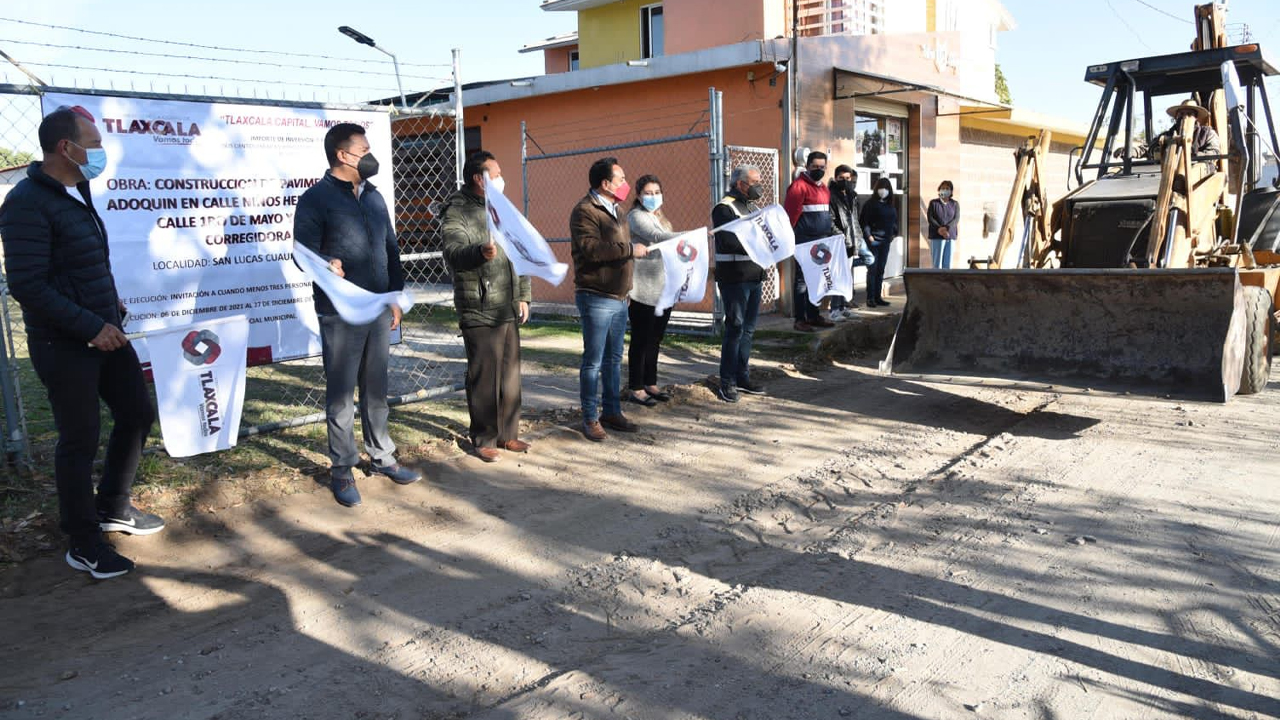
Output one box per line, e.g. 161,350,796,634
641,194,663,212
70,143,108,181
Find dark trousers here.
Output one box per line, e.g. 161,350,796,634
791,258,822,322
27,338,155,544
319,310,396,469
461,321,522,448
627,301,671,390
718,281,762,386
866,236,893,302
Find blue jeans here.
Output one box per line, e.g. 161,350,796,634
930,238,954,269
718,281,762,386
576,291,628,422
831,242,876,310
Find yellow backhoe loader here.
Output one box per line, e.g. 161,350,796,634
884,3,1280,401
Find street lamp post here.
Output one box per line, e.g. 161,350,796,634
338,25,407,109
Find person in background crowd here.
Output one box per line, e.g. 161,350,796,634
625,175,680,408
783,151,837,332
828,164,875,321
571,156,649,441
712,165,770,403
441,151,532,463
0,105,162,579
295,122,421,508
860,177,898,308
926,180,958,270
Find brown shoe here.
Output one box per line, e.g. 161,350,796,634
793,321,815,332
475,446,501,463
582,421,608,442
812,316,835,328
600,413,637,433
502,439,531,453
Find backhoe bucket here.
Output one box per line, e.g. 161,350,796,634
881,268,1247,401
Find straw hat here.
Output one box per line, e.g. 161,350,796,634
1166,99,1210,122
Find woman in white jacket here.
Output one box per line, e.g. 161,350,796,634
625,175,681,407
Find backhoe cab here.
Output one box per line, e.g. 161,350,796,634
1063,44,1280,269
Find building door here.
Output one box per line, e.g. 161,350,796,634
853,103,909,279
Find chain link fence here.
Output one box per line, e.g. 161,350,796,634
521,93,722,330
724,144,781,313
0,85,464,467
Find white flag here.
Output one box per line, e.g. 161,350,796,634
651,228,710,315
484,175,569,285
795,235,854,306
292,241,415,327
716,204,796,268
144,315,249,457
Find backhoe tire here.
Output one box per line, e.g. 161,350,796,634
1239,286,1273,395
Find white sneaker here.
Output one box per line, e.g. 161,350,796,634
828,309,850,323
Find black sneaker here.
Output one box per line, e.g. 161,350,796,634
737,379,767,395
98,505,166,536
66,542,135,580
716,383,740,403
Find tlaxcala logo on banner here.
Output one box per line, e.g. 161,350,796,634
181,329,224,437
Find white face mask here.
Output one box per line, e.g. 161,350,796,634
487,174,506,196
876,188,890,199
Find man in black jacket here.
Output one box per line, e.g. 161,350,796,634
711,165,768,403
828,165,875,319
294,123,420,508
0,106,162,579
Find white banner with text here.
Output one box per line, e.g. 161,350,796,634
41,92,394,366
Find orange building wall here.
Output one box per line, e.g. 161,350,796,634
465,64,785,306
665,1,769,56
543,46,578,75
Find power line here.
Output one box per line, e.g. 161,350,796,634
0,16,452,68
1104,0,1154,50
0,38,450,82
1130,0,1194,24
22,62,401,93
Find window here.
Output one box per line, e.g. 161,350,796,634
641,4,664,59
569,50,580,71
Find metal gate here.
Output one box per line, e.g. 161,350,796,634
723,144,781,313
520,89,725,331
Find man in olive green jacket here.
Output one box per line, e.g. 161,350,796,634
441,151,532,462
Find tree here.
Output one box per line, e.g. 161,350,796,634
994,64,1012,106
0,147,35,168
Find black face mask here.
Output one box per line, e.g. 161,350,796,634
808,167,825,182
355,152,380,180
833,179,853,193
745,183,764,201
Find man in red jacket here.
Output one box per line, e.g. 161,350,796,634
783,151,836,332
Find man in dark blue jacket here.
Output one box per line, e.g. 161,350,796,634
294,123,420,507
0,106,162,579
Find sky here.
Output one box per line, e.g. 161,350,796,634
1002,0,1280,122
1,0,1278,121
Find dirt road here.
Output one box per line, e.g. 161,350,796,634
2,360,1277,720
